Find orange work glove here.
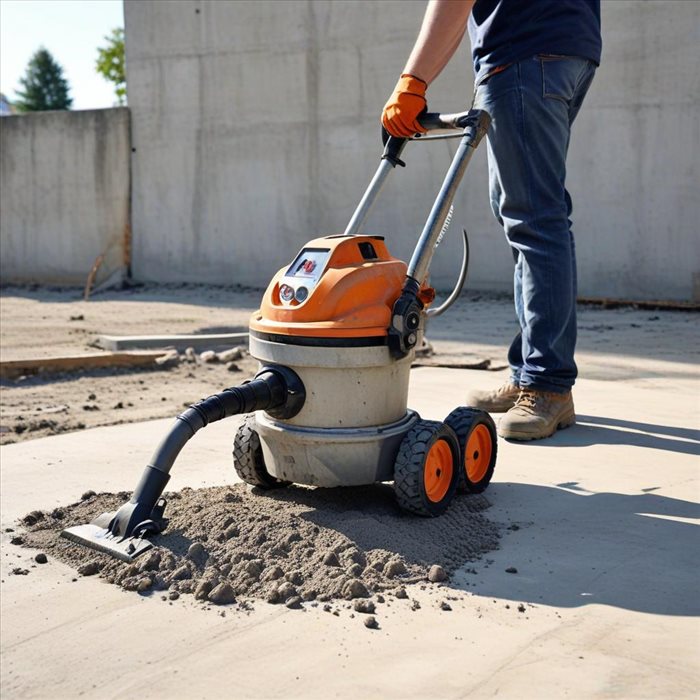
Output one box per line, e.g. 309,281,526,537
381,74,428,138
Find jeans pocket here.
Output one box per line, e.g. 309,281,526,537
538,55,585,105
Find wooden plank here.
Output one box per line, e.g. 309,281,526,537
93,332,249,351
0,352,166,380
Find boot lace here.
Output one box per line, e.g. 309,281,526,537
515,390,545,412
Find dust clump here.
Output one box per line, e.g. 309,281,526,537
19,483,499,608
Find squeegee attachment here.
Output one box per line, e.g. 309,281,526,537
60,466,170,562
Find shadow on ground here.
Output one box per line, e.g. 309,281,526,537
457,481,700,617
512,414,700,456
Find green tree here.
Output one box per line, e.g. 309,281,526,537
96,27,126,106
15,47,73,112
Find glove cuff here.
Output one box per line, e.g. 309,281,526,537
397,73,427,96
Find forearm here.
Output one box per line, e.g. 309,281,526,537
404,0,474,85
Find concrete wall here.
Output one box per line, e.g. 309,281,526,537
0,108,131,286
125,0,700,301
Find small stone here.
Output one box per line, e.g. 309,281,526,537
114,402,124,409
277,582,297,602
184,347,197,362
428,565,448,583
138,551,162,572
395,588,409,599
22,510,44,526
207,583,236,605
322,551,340,567
262,565,284,582
186,542,208,567
136,577,153,592
343,579,369,600
440,601,452,611
281,571,301,587
194,580,215,601
376,594,385,604
81,490,96,501
34,553,48,564
241,559,262,580
353,600,376,614
10,536,24,546
411,600,421,611
78,561,100,577
384,559,407,578
323,604,332,613
266,589,281,604
170,565,192,581
200,350,217,363
364,616,379,629
301,589,317,602
285,596,303,610
347,563,363,577
168,590,180,601
505,567,518,574
226,362,240,372
217,347,243,363
12,568,29,576
518,603,526,613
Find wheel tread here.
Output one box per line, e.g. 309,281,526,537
444,406,497,494
233,414,289,489
394,419,458,517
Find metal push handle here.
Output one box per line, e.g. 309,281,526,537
342,109,490,238
406,109,491,284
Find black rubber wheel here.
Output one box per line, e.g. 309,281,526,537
444,407,497,494
232,414,290,489
393,419,460,517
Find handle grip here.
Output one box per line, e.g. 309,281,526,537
381,108,491,157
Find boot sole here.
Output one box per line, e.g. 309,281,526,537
498,411,576,442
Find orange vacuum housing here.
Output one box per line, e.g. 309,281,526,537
250,234,426,342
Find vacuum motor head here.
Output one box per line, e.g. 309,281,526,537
250,234,432,342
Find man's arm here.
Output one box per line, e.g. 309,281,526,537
404,0,475,85
382,0,474,138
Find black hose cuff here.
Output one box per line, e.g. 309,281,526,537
183,365,305,427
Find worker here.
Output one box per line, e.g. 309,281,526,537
382,0,601,441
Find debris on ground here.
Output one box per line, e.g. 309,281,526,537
19,483,500,612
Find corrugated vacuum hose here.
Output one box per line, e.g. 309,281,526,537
60,365,305,562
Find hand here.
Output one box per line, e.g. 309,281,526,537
381,74,428,138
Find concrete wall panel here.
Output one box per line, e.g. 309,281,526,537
126,0,700,300
0,108,130,286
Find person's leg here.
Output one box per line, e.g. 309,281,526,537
473,56,596,436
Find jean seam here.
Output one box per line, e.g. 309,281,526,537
516,61,546,381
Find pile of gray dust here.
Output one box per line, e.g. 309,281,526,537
19,483,500,608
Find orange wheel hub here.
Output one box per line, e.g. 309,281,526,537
465,424,492,483
423,439,454,503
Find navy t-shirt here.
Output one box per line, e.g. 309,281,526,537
468,0,602,83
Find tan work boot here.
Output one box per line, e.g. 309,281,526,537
498,389,575,441
465,382,521,413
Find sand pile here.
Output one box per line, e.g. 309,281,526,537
19,483,499,608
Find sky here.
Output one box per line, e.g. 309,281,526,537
0,0,124,110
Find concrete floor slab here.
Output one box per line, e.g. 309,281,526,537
1,362,699,699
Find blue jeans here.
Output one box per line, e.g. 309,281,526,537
473,56,596,394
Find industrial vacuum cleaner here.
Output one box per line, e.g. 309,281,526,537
62,108,498,563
